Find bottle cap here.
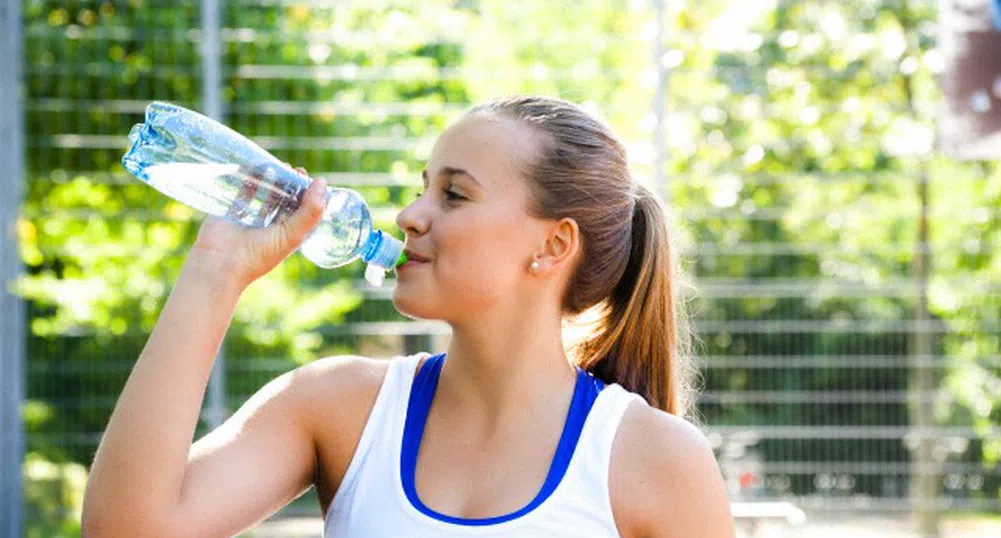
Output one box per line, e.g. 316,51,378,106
362,230,405,270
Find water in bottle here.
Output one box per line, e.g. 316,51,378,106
121,101,406,285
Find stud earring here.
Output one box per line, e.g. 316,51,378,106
530,260,540,271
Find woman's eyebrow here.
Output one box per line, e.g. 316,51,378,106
421,167,484,189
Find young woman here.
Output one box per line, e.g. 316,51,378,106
82,96,735,537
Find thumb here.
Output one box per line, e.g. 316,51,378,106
278,178,328,247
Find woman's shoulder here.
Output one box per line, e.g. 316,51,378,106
290,353,425,510
292,353,427,412
294,355,390,399
610,402,735,538
294,352,435,423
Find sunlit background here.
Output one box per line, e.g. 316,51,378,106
1,1,1000,537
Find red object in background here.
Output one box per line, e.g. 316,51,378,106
739,471,760,490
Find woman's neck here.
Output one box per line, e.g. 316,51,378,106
437,305,578,434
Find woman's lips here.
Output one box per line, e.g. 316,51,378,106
398,259,427,271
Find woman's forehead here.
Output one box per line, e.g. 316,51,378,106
428,115,541,188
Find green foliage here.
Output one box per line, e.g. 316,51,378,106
14,0,1001,522
23,452,86,538
663,0,999,498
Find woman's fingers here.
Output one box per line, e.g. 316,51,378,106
277,178,327,249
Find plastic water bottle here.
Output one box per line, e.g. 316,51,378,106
121,101,406,286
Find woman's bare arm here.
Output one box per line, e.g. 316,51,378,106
81,256,322,537
82,175,329,537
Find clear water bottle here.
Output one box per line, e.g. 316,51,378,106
121,101,406,286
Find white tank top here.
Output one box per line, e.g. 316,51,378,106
323,352,645,537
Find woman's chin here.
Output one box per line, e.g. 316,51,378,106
392,290,436,320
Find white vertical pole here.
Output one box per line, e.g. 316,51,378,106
0,0,26,536
201,0,228,430
652,0,669,202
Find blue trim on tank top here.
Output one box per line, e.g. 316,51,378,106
400,352,606,526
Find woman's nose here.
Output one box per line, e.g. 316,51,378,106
396,196,429,236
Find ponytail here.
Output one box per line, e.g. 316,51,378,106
576,185,695,417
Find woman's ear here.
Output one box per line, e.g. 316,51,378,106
533,217,579,274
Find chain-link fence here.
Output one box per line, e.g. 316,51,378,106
2,1,1000,537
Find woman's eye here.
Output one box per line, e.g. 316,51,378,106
411,189,463,202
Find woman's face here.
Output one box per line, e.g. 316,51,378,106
393,114,552,323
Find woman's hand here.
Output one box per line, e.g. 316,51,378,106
189,165,327,289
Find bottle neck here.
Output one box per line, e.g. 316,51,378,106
362,230,404,268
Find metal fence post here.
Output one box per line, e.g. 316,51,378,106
0,0,26,536
201,0,228,430
652,0,669,202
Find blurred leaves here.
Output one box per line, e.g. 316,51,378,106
13,0,1001,501
22,452,86,538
